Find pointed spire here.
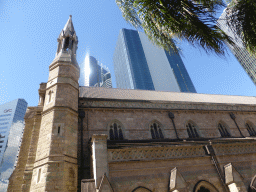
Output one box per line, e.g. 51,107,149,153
53,15,79,67
59,15,76,39
63,15,75,34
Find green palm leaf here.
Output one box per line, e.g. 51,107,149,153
226,0,256,55
116,0,233,55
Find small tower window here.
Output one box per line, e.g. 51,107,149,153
58,126,61,135
218,123,230,137
109,122,124,141
186,122,199,138
64,37,70,50
246,123,256,136
37,168,41,183
150,122,164,139
48,91,52,103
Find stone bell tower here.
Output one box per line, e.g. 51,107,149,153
29,15,79,192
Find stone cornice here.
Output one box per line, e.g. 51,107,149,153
213,142,256,156
79,99,256,112
108,141,256,162
41,106,78,117
108,145,206,162
49,60,79,72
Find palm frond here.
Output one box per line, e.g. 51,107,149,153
226,0,256,55
116,0,232,55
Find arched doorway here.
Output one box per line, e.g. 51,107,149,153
249,175,256,192
194,180,219,192
132,186,152,192
197,186,210,192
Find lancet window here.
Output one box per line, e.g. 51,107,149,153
48,90,53,103
246,122,256,136
109,122,124,141
218,123,230,137
37,168,41,183
150,122,164,139
186,122,199,138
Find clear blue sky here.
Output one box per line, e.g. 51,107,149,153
0,0,255,107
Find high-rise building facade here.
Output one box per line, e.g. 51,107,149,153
218,8,256,86
113,29,196,93
0,99,27,191
81,56,112,88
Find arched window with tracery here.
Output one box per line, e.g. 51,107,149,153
186,122,199,138
246,122,256,136
109,122,124,141
150,122,164,139
218,122,230,137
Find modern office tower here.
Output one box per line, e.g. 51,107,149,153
113,28,196,93
85,55,112,88
100,72,112,88
218,8,256,86
0,99,27,190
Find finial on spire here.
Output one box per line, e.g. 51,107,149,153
62,15,75,35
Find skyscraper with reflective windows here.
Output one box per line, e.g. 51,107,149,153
0,99,27,191
80,55,112,88
113,29,196,93
218,8,256,86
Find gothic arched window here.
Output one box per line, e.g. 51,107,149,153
109,122,124,141
186,122,199,138
150,122,164,139
246,122,256,136
218,123,230,137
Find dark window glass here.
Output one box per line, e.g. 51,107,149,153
153,123,160,139
109,122,124,140
246,123,256,136
150,127,156,139
186,123,199,138
218,123,230,137
109,127,114,140
118,128,124,140
150,123,164,139
159,128,164,139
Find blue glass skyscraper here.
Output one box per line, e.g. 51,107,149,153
113,29,196,93
0,99,27,191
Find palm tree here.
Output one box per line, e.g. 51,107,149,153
116,0,233,55
225,0,256,55
117,0,256,56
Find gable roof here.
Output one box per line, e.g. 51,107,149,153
79,86,256,106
